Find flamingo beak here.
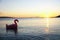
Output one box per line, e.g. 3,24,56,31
17,20,19,22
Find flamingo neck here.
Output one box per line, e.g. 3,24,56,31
14,21,17,24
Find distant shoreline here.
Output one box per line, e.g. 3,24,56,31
0,16,60,18
0,17,13,18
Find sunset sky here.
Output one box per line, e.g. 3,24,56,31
0,0,60,17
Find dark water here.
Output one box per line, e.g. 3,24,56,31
0,18,60,40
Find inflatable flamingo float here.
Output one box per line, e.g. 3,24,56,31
6,19,19,30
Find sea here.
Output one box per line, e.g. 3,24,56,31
0,18,60,40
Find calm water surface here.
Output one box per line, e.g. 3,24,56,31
0,18,60,40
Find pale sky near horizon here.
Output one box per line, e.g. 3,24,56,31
0,0,60,17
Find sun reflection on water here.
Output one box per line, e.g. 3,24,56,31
44,18,50,40
45,18,50,34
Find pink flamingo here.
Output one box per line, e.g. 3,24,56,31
6,19,19,30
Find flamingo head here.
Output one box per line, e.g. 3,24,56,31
14,19,19,23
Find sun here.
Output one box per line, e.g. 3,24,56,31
40,11,51,18
40,10,58,18
43,12,50,18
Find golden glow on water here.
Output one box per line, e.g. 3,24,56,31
45,18,49,34
46,18,49,28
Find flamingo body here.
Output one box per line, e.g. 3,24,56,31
6,19,19,30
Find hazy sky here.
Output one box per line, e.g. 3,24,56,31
0,0,60,17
